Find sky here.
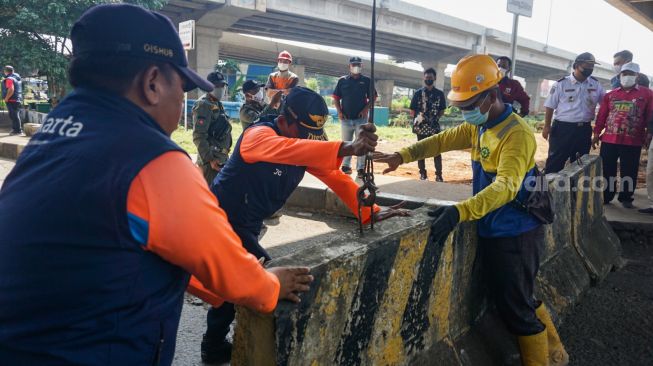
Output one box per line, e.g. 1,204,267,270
250,0,652,82
403,0,653,73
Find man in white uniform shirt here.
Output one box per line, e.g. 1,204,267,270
542,52,605,173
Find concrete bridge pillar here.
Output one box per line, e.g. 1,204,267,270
435,62,447,91
290,64,306,87
187,26,222,98
525,77,544,114
376,79,395,109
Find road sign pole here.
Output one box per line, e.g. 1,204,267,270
179,20,195,131
183,51,187,130
509,13,519,77
506,0,532,78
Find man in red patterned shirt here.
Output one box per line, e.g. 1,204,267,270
592,62,653,208
496,56,530,117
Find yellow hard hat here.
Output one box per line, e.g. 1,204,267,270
447,54,502,106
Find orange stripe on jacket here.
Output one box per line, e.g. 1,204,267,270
126,151,280,311
269,74,298,90
240,126,379,223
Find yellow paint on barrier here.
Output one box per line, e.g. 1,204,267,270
428,232,454,341
587,164,596,218
366,228,430,365
536,277,570,315
232,307,276,366
544,225,556,254
288,257,366,366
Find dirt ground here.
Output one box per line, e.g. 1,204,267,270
375,134,650,187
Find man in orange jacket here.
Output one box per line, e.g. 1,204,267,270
266,50,299,98
200,86,409,363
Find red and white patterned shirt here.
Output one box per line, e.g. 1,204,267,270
594,85,653,146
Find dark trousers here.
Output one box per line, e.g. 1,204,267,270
206,224,271,340
200,163,219,187
600,142,641,203
417,134,442,175
544,121,592,173
6,102,21,133
479,226,545,336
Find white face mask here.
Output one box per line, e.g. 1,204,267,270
210,86,225,100
620,75,637,88
350,66,361,74
252,89,265,103
499,67,508,77
278,62,289,71
613,64,622,73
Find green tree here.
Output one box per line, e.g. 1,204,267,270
0,0,164,100
316,74,337,91
305,77,319,93
215,58,242,99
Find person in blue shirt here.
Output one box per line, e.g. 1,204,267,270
611,50,633,89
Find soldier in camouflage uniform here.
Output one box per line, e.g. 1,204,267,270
193,71,232,185
239,80,282,130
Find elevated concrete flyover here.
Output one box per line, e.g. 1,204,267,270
219,32,423,89
162,0,614,86
606,0,653,31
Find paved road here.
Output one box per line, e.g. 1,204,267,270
0,158,15,187
173,210,353,366
559,240,653,366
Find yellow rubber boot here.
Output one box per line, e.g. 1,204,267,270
536,303,570,366
518,330,549,366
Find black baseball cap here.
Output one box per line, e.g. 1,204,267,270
70,3,213,92
349,56,363,64
284,87,329,140
208,72,228,86
242,80,264,93
574,52,599,65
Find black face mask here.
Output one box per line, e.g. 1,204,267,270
580,67,594,78
424,79,434,86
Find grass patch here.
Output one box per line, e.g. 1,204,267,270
171,120,415,155
170,113,543,154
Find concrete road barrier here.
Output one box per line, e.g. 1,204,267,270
232,155,621,366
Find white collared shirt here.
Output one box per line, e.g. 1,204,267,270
544,73,605,122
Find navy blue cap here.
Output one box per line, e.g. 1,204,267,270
70,3,213,92
349,56,362,64
284,87,329,140
207,72,228,86
242,80,264,93
574,52,599,65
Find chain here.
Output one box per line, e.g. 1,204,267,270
357,152,377,234
357,0,378,234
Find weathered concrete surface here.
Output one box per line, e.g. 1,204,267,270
286,173,468,218
605,188,653,225
559,156,622,283
0,130,28,160
23,123,41,137
0,157,15,188
232,155,622,366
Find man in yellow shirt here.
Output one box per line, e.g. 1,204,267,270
375,55,568,366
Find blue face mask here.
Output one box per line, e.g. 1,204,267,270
461,94,491,126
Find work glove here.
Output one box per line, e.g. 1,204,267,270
427,205,460,245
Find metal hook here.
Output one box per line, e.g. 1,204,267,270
576,152,584,166
357,153,377,234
